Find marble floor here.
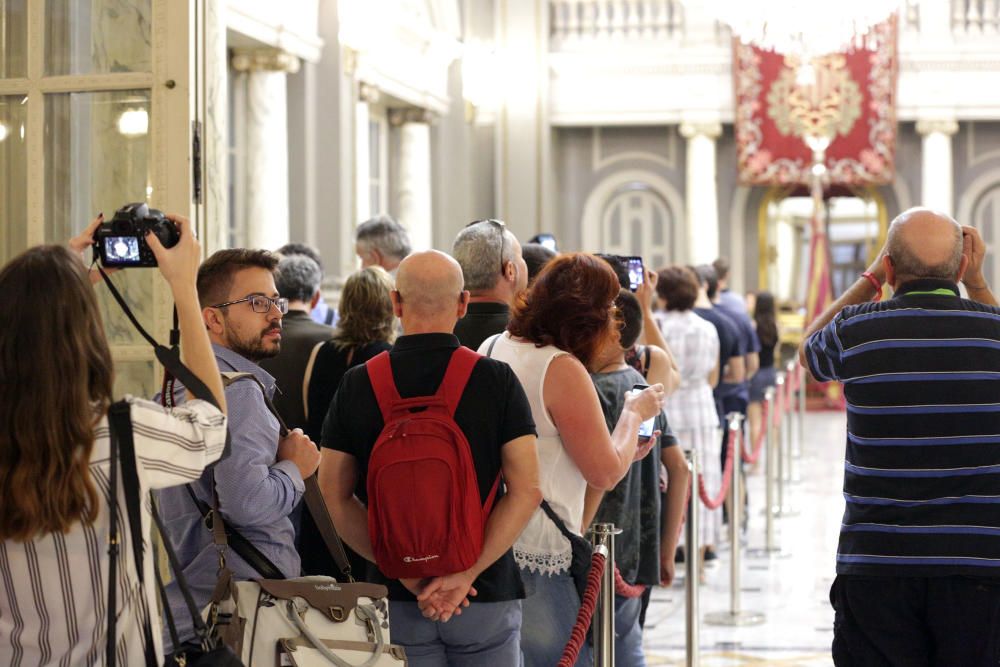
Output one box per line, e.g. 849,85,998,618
642,409,848,666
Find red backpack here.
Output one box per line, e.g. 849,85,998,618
365,347,500,579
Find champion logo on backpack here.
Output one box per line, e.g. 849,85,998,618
403,554,440,563
365,347,501,580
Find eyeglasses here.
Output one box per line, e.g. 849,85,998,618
211,294,289,315
467,219,506,277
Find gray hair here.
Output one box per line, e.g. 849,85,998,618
452,221,516,292
356,215,412,261
886,216,963,280
275,254,322,303
276,243,324,273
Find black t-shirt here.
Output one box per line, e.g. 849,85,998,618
453,301,510,351
306,339,391,442
321,333,537,602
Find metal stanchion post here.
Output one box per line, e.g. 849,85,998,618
706,414,765,627
749,387,781,557
774,373,786,514
777,372,800,517
684,450,699,667
786,361,802,483
592,523,618,667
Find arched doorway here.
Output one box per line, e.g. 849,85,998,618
581,170,684,267
757,186,888,349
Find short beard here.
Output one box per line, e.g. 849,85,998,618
222,321,281,363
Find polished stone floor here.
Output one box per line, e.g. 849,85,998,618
642,409,848,666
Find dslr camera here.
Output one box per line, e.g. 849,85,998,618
93,203,180,267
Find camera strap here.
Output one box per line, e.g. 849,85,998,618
93,261,222,417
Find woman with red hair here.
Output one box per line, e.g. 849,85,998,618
480,253,664,667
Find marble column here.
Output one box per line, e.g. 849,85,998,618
680,121,722,264
231,48,300,251
916,118,959,215
390,108,435,253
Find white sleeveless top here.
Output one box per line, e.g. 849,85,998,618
480,332,585,575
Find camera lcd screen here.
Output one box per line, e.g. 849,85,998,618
537,234,557,252
104,236,141,265
626,257,644,292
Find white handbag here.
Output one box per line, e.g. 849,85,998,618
208,574,408,666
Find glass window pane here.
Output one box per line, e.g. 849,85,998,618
0,95,28,263
1,0,28,77
45,0,152,75
45,89,151,243
45,90,153,345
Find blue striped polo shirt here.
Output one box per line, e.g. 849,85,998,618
805,278,1000,577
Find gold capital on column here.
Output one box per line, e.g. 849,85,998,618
680,121,723,140
916,119,959,136
388,107,438,126
230,48,300,74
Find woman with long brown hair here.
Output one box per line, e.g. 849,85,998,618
304,265,397,442
0,216,228,665
479,253,664,667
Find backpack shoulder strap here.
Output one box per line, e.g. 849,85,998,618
366,351,400,422
437,346,481,416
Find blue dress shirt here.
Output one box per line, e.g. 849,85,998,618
157,344,304,646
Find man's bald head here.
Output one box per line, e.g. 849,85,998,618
394,250,467,322
886,207,963,283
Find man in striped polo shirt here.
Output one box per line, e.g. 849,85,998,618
801,208,1000,665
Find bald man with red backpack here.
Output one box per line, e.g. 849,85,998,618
319,250,541,667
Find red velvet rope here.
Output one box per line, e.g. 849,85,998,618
557,551,607,667
742,400,767,464
697,426,736,509
614,566,646,598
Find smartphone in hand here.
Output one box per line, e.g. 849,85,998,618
630,383,656,440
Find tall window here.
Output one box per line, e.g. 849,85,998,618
0,0,201,397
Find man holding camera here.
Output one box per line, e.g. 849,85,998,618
157,249,321,651
800,208,1000,664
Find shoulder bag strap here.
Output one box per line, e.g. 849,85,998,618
183,484,284,580
437,346,481,416
225,373,354,581
486,333,501,358
539,499,579,543
301,340,327,422
642,345,652,379
149,496,221,651
106,401,159,667
106,405,121,667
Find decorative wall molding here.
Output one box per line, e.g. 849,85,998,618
591,127,678,171
966,122,1000,167
955,165,1000,225
226,0,323,62
580,168,686,261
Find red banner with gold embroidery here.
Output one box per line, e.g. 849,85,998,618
734,18,898,186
